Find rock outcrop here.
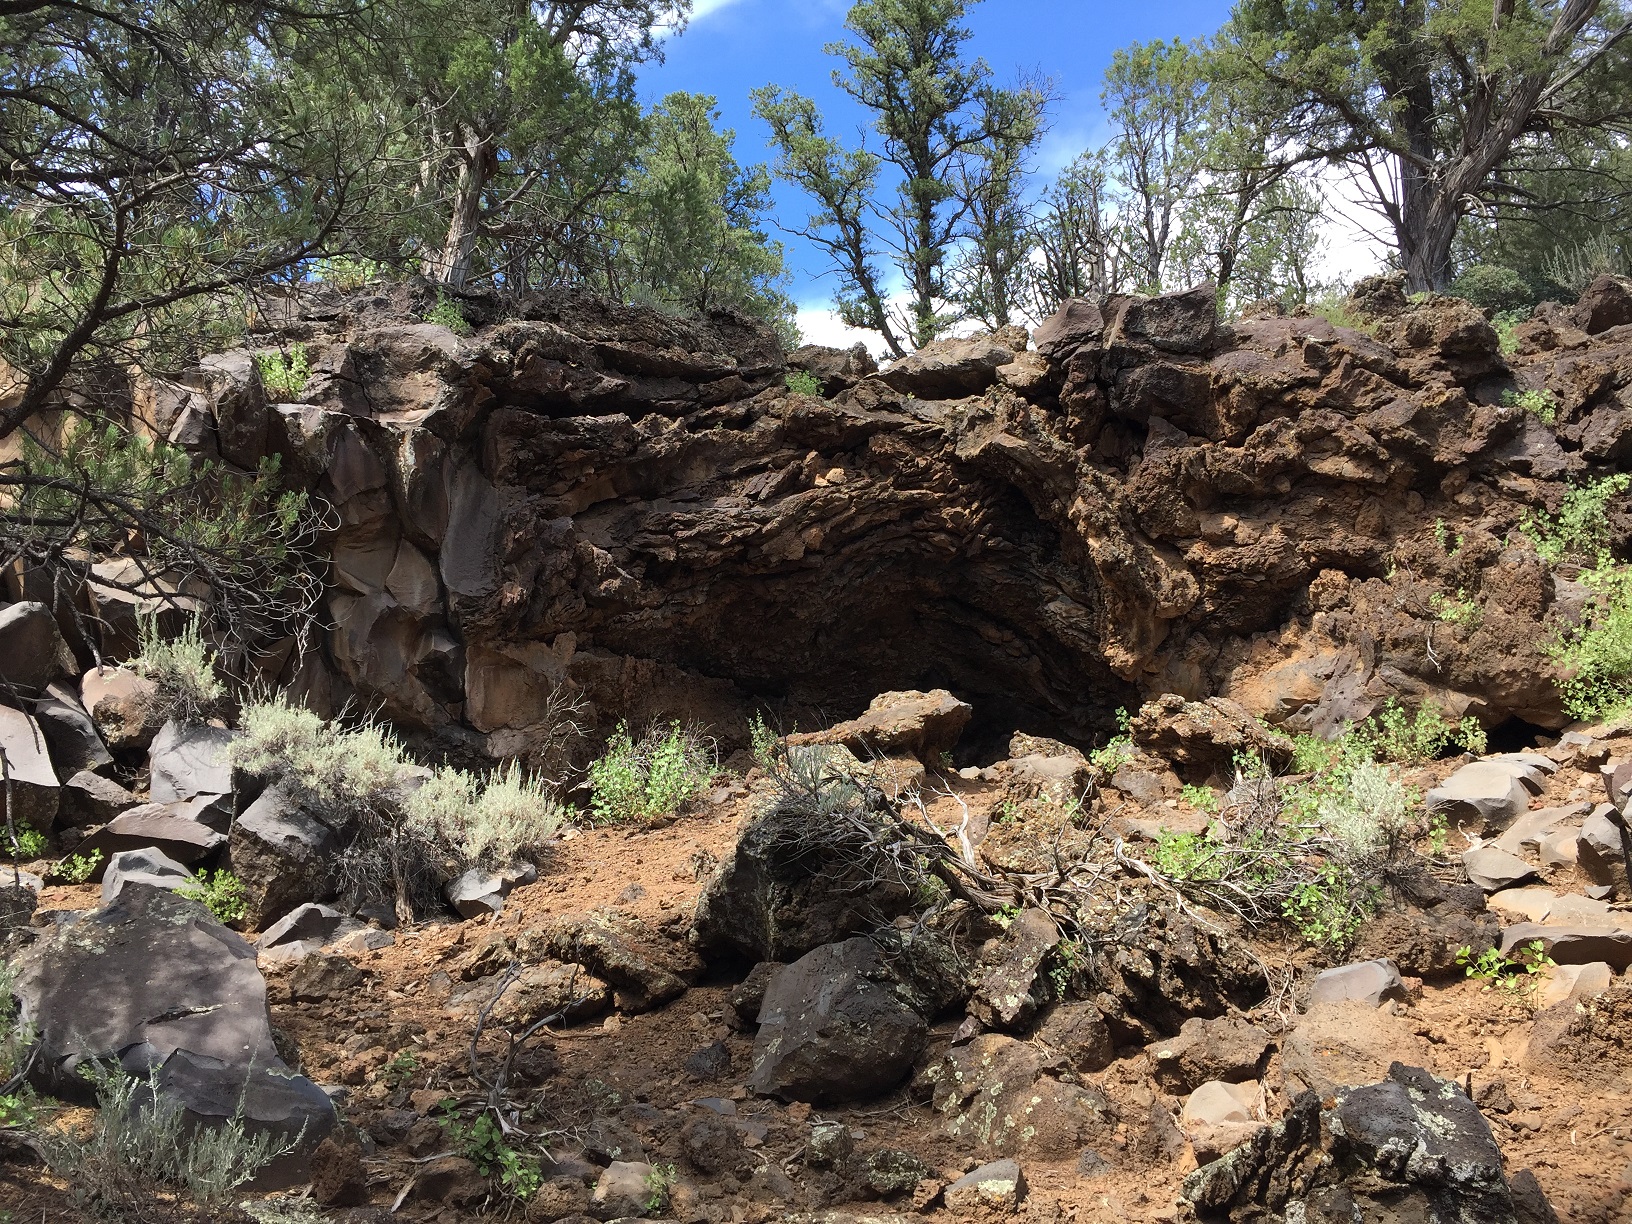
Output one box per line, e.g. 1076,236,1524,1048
38,277,1632,764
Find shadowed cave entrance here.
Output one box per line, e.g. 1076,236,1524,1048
593,486,1141,764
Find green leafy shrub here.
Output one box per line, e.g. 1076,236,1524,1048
1449,264,1532,313
1352,698,1485,764
1180,783,1220,814
748,711,780,772
131,612,227,726
644,1162,677,1212
178,869,248,924
1458,938,1556,1009
0,965,38,1129
425,291,472,337
440,1113,540,1201
1492,310,1525,356
1501,387,1558,425
4,825,46,861
784,369,823,397
588,721,715,824
53,849,103,884
1551,563,1632,720
1088,707,1135,774
1282,862,1376,949
1524,473,1630,567
255,343,311,399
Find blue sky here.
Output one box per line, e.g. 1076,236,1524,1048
639,0,1239,340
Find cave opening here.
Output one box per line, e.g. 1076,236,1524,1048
609,485,1139,763
1483,715,1554,754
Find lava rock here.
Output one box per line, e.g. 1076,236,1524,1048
12,885,332,1153
147,719,237,803
1500,922,1632,968
525,910,701,1011
288,953,365,1002
967,907,1059,1030
1148,1016,1273,1094
58,770,137,827
79,666,159,752
747,938,927,1103
786,689,973,765
1307,959,1406,1008
229,783,335,927
0,601,70,697
1036,1002,1115,1073
100,846,197,905
66,802,227,876
1129,694,1289,781
944,1159,1026,1216
1427,761,1530,833
256,903,364,952
31,683,114,776
0,704,59,832
1462,845,1539,892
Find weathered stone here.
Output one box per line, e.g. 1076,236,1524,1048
444,865,535,919
68,803,227,876
1571,274,1632,334
877,337,1015,398
787,689,972,764
1539,961,1614,1009
79,666,159,752
1033,298,1105,363
58,769,136,827
13,885,332,1151
309,1136,368,1206
0,704,59,832
1148,1016,1273,1094
100,846,197,905
1492,802,1587,856
526,910,700,1011
32,683,113,776
288,953,365,1002
414,1155,488,1206
1129,694,1288,781
1427,761,1530,832
923,1033,1116,1157
0,601,69,696
1462,845,1539,892
229,783,335,928
967,908,1059,1030
862,1148,929,1196
679,1112,747,1175
256,903,363,951
726,961,784,1030
943,1159,1025,1216
748,939,927,1103
1577,807,1629,893
147,719,237,803
1500,922,1632,968
591,1160,658,1219
1307,959,1406,1009
787,343,877,396
1036,1002,1115,1073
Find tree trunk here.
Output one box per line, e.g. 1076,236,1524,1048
425,127,491,290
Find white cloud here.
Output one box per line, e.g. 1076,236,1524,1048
689,0,749,20
795,305,889,356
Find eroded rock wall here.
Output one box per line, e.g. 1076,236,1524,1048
67,277,1632,759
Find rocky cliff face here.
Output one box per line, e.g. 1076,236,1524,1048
87,276,1632,759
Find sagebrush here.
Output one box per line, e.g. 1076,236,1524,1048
130,612,226,726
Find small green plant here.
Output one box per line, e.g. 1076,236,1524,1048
644,1161,678,1212
785,369,823,397
178,869,248,924
1524,473,1630,568
1492,309,1526,356
1502,387,1558,425
1152,828,1226,882
1551,562,1632,720
1351,699,1484,764
4,825,45,861
1434,517,1459,554
425,291,472,337
1458,939,1556,1009
255,343,311,399
748,711,780,772
587,720,715,825
1180,783,1220,813
1305,291,1377,336
131,612,227,726
1426,812,1450,857
1282,862,1375,950
1430,590,1482,628
1089,707,1135,773
441,1113,540,1200
54,848,103,884
381,1048,419,1090
42,1064,299,1214
1047,939,1086,997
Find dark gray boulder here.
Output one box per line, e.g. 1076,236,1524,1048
0,704,59,832
100,846,197,905
0,601,70,697
32,682,113,776
256,902,364,952
229,783,335,928
747,938,927,1103
58,770,138,828
12,885,332,1152
1184,1063,1554,1223
66,803,227,877
148,719,237,803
